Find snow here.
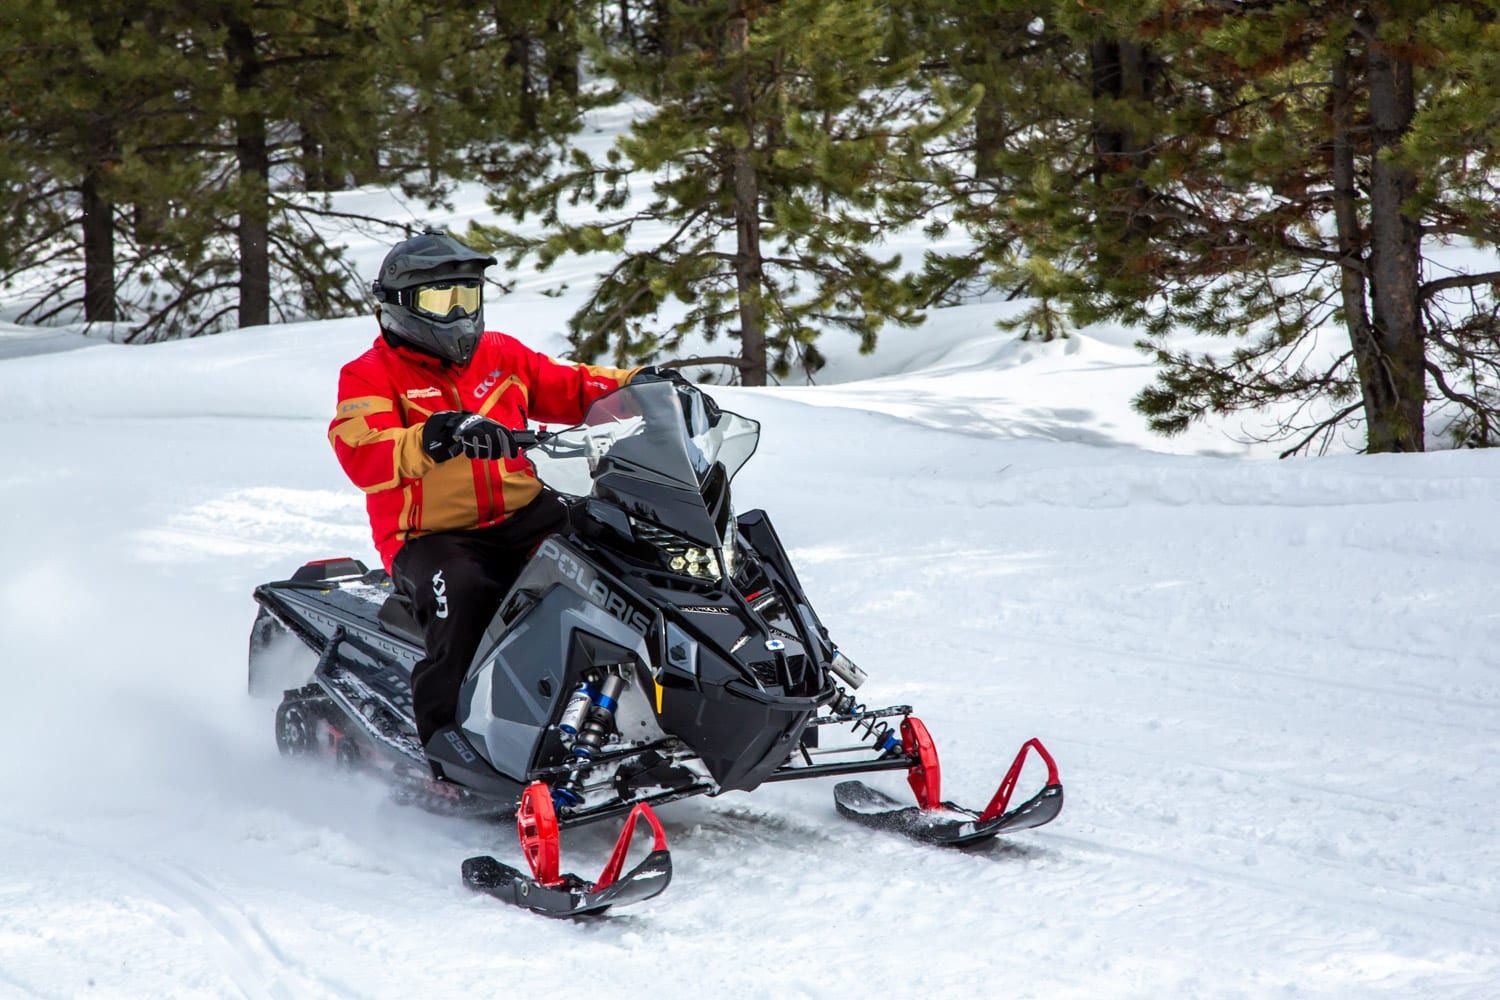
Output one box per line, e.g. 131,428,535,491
3,207,1499,999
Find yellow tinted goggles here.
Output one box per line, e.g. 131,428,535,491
412,281,481,319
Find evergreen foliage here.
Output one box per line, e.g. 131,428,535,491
474,0,973,385
3,0,1498,456
983,1,1500,453
0,0,575,341
891,0,1078,341
0,0,206,329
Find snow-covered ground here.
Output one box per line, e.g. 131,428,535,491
3,151,1499,995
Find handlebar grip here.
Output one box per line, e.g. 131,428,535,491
510,428,540,448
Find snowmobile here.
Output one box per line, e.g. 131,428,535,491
249,379,1062,916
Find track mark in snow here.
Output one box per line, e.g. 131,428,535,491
0,964,58,1000
1061,733,1430,816
1043,830,1500,938
2,822,347,1000
1000,626,1499,725
123,856,330,1000
677,802,837,844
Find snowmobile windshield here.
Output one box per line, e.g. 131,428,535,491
528,381,760,501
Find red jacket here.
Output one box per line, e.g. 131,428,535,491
329,330,635,571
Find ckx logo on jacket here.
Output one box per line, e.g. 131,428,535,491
472,369,503,400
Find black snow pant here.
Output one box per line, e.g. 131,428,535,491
390,491,571,748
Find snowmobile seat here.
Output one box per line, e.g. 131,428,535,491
377,593,424,645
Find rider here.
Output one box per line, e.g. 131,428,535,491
329,227,670,766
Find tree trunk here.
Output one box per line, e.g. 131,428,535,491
1363,21,1425,452
299,125,345,192
546,7,579,100
81,165,117,324
973,78,1005,181
227,16,270,329
650,0,675,59
1331,48,1383,432
1089,38,1156,240
498,5,537,133
726,0,766,386
1089,41,1151,169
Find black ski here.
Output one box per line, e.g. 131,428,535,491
461,850,672,917
462,790,673,917
833,779,1063,846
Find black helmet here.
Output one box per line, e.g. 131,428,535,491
371,228,497,365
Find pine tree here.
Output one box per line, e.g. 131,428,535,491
0,0,205,329
994,1,1500,453
490,0,584,135
891,0,1077,340
193,0,493,332
1,0,571,342
192,0,582,337
476,0,973,385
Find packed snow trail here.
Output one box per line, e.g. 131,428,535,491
1,324,1496,998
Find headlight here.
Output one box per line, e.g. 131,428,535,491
632,516,739,580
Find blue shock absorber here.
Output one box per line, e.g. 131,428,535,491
567,674,625,759
558,683,599,737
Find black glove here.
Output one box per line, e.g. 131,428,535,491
422,411,527,462
421,410,467,461
630,365,691,386
452,412,524,460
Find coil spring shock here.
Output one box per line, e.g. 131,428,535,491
834,690,902,755
553,671,626,808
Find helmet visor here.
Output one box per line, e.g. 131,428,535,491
411,281,481,320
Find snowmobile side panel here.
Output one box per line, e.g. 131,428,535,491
457,574,654,783
423,724,528,804
253,581,420,668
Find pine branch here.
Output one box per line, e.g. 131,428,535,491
26,291,85,325
186,302,240,338
126,280,239,343
1425,358,1489,414
661,354,754,370
278,203,415,233
1422,270,1500,299
1277,402,1365,458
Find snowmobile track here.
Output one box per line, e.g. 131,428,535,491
4,822,347,1000
1042,831,1500,937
